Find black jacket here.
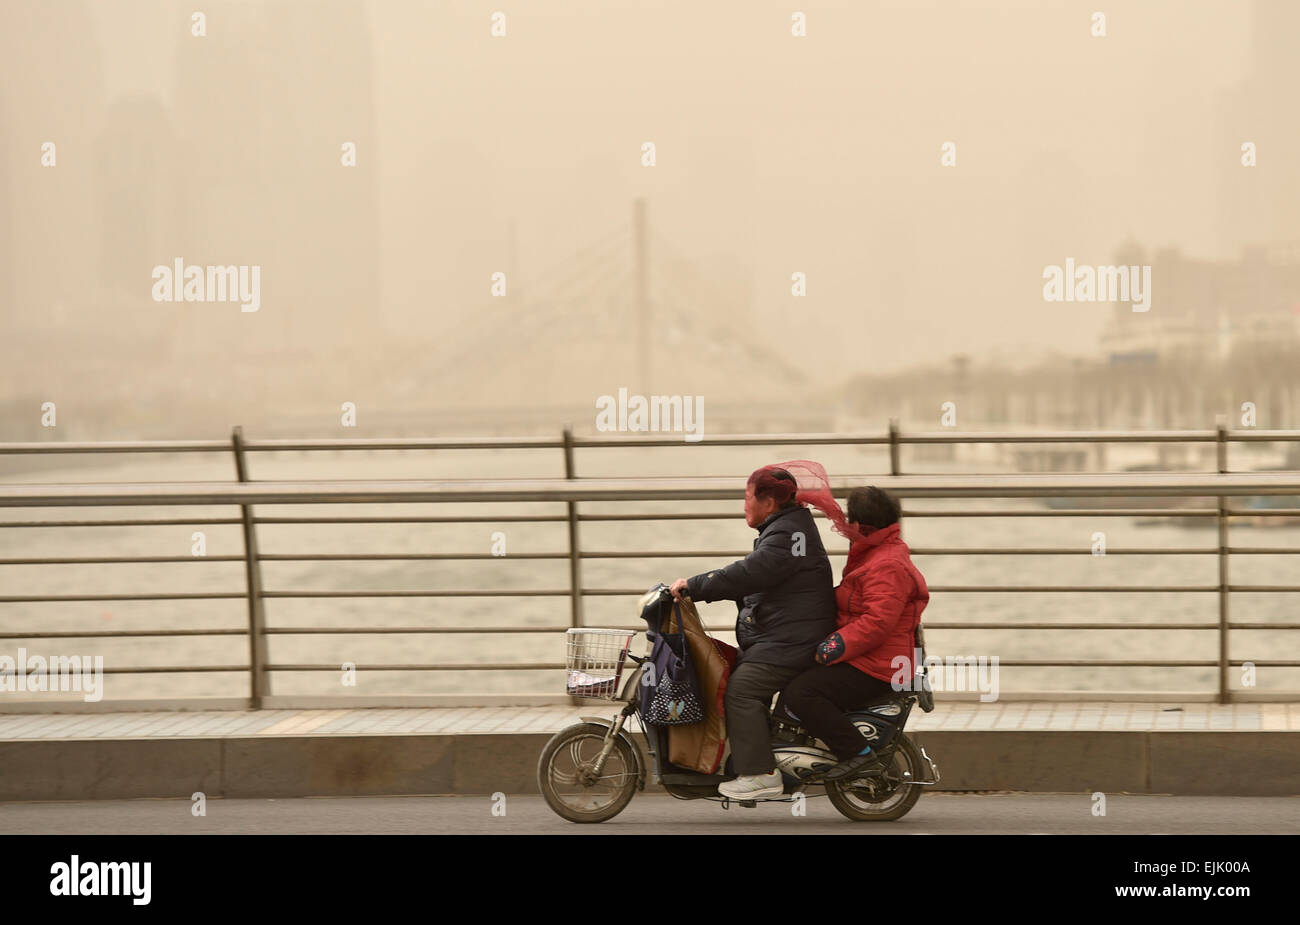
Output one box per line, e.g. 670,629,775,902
685,504,837,668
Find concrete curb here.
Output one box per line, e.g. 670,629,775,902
2,729,1297,802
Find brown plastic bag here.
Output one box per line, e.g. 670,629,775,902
666,598,736,774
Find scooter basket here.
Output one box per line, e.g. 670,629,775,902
564,628,635,699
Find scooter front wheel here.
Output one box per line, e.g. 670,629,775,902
537,722,639,823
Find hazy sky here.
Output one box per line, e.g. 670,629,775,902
5,0,1292,433
367,0,1260,367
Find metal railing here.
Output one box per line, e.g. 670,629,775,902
2,423,1300,709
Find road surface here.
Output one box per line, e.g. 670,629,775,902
1,793,1297,834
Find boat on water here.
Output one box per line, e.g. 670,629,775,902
1041,462,1205,511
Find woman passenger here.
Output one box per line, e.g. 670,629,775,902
778,486,930,780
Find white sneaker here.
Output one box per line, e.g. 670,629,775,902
717,771,784,800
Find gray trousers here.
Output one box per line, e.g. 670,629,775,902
725,660,806,775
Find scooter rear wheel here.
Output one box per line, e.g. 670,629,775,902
825,733,925,822
537,722,639,823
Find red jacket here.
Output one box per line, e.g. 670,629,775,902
825,522,929,684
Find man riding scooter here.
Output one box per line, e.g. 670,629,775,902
670,462,838,800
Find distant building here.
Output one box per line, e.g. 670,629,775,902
0,1,105,356
1100,244,1300,365
1218,1,1300,257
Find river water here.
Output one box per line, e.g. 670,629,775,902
2,444,1297,700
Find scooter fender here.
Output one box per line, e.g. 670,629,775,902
578,715,648,791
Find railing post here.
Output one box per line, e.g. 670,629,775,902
1216,420,1230,704
562,426,584,628
232,426,271,708
889,418,905,526
888,418,901,476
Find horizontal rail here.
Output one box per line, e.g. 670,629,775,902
9,584,1300,604
0,514,572,528
50,658,1295,674
10,472,1300,508
18,507,1300,526
13,546,1285,565
0,555,246,565
0,629,250,639
7,427,1300,457
5,622,1299,641
0,436,565,454
0,518,246,528
0,592,245,602
4,544,1292,567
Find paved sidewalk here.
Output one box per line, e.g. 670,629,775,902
2,701,1296,739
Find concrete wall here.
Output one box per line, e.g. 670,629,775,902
2,730,1297,802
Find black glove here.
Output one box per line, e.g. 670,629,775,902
815,632,845,666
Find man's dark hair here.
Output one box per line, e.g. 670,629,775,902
847,486,900,530
754,468,799,508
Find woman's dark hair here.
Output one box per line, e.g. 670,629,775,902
754,468,799,508
846,486,900,530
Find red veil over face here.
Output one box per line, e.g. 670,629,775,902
747,460,869,545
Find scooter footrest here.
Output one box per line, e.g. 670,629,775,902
661,772,727,786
